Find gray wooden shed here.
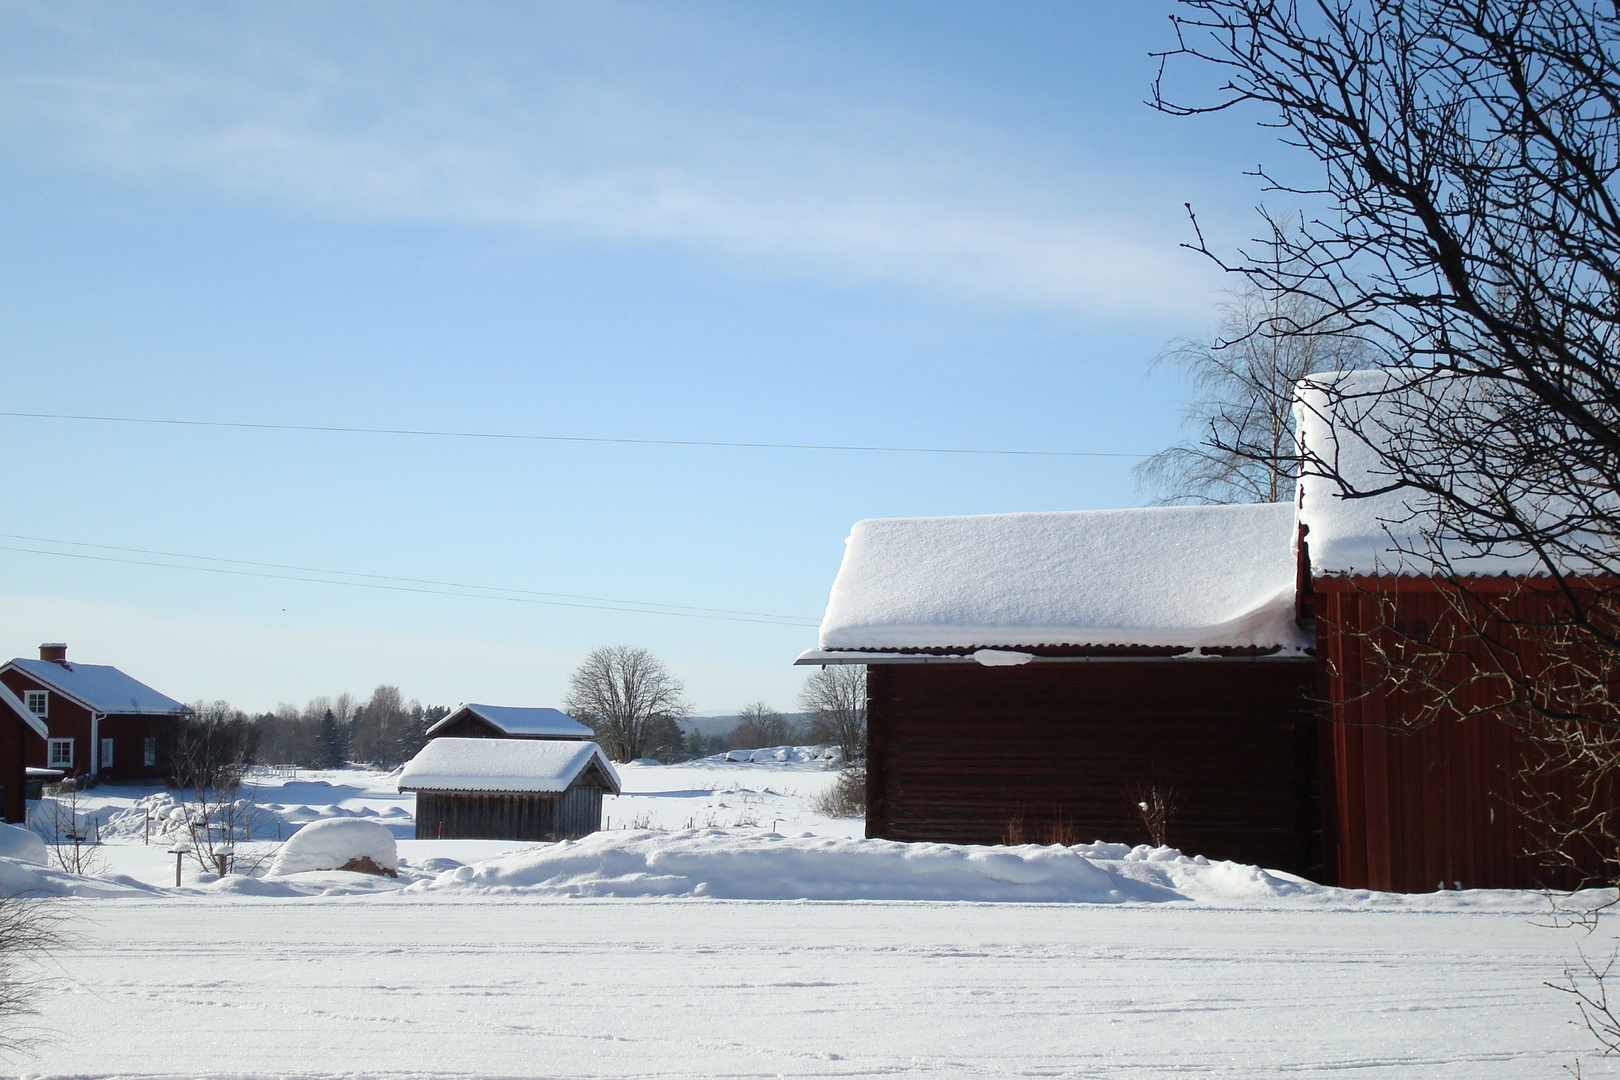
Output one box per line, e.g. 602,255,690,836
398,737,621,841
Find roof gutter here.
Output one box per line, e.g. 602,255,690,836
794,648,1315,666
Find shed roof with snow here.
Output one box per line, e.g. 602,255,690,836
398,737,621,796
425,703,592,740
805,502,1308,657
2,657,190,716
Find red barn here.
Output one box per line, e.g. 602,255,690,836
798,371,1620,892
0,643,190,783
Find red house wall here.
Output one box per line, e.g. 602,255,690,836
0,712,41,822
0,669,91,776
1314,577,1620,891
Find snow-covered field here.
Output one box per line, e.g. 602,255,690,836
9,758,1620,1077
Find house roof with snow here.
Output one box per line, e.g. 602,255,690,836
425,703,592,740
0,681,47,741
398,737,622,796
802,502,1309,660
1295,369,1581,578
2,657,190,716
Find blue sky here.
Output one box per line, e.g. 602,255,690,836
0,1,1298,714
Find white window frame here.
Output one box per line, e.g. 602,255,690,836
47,739,73,768
99,738,113,769
144,738,157,767
23,691,46,717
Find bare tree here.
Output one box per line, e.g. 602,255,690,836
1137,282,1362,503
799,666,866,762
726,702,798,749
564,646,692,762
1151,0,1620,912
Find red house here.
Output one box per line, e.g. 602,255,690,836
0,681,48,823
0,643,190,783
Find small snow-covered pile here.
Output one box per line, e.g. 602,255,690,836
0,823,46,865
689,745,843,767
268,819,398,877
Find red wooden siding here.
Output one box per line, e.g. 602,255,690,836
866,660,1321,877
1314,577,1620,891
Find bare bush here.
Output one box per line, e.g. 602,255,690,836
34,783,103,877
811,765,866,819
1134,782,1180,848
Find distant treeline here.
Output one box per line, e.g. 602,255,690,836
179,667,864,777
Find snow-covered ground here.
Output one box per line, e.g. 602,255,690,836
9,757,1620,1077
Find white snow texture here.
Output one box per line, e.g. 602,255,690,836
398,736,620,794
818,502,1306,651
267,818,398,876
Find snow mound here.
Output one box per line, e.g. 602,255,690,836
410,830,1147,902
269,819,398,877
0,824,46,865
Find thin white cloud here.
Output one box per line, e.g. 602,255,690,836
0,2,1216,316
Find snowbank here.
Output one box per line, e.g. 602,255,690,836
818,503,1307,652
0,823,46,865
268,819,399,877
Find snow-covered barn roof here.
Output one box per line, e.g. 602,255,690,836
0,681,47,740
806,502,1308,657
1295,369,1576,577
3,658,189,716
425,703,592,739
398,738,621,795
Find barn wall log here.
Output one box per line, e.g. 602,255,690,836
868,660,1319,876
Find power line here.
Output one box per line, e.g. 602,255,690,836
0,410,1148,459
0,537,821,628
0,533,814,621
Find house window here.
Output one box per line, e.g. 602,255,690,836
23,691,46,717
48,739,72,768
144,738,157,767
100,738,113,769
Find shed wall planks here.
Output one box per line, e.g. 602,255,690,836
865,660,1320,877
413,777,606,841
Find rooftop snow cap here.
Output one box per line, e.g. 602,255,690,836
812,502,1308,654
38,643,66,665
398,737,622,795
4,657,189,716
424,703,592,740
1294,369,1591,577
